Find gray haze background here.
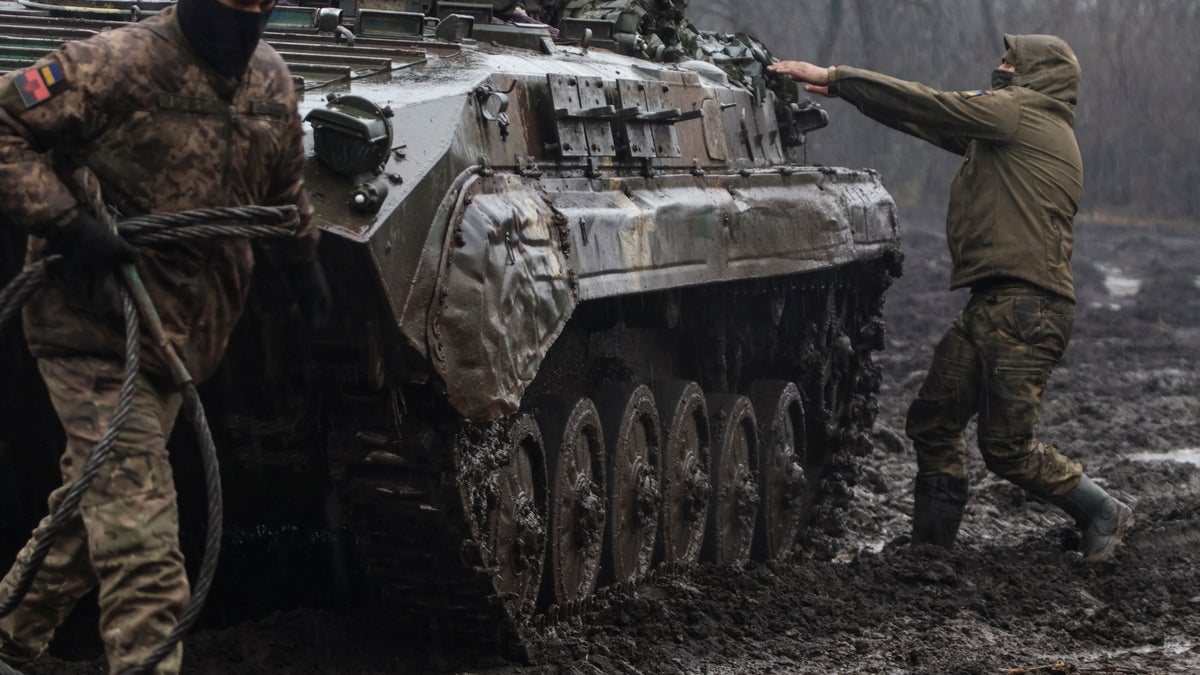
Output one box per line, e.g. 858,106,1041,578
688,0,1198,222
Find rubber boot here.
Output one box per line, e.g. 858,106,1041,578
1051,475,1135,561
912,474,969,548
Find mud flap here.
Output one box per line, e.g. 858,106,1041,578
429,175,577,420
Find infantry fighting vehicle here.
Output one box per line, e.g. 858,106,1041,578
0,0,901,653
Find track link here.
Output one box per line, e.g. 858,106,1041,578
330,255,901,655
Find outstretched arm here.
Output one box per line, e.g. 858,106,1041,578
769,60,1019,155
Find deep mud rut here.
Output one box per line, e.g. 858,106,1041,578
24,213,1200,674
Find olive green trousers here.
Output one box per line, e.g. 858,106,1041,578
905,283,1083,498
0,356,187,674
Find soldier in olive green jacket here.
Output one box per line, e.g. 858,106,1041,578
0,0,328,672
770,34,1133,560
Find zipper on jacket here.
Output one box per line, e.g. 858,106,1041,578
222,103,239,203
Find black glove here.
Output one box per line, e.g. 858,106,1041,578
285,259,332,332
46,212,138,274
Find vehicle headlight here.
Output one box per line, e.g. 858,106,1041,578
304,94,393,178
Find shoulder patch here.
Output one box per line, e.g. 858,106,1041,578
959,89,992,100
11,60,66,109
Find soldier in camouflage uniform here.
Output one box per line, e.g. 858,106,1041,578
770,35,1134,560
0,0,327,671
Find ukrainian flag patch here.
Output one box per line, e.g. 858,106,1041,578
40,62,64,86
12,60,65,109
960,90,991,100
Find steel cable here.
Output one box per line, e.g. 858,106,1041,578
0,260,50,333
123,383,221,675
0,280,138,675
0,204,297,675
123,223,295,247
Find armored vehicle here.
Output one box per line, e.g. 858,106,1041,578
0,0,901,653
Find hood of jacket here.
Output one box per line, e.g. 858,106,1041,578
1001,33,1080,106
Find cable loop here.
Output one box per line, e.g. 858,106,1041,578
0,204,298,675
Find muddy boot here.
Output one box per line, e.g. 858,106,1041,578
912,474,969,548
1051,475,1135,561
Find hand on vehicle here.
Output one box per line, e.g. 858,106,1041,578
768,61,837,98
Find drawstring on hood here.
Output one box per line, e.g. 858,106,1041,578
1001,33,1081,105
177,0,273,78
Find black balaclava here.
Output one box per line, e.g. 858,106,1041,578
991,35,1017,90
991,68,1014,90
177,0,273,78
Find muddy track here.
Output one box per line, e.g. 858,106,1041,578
484,214,1200,675
21,214,1200,674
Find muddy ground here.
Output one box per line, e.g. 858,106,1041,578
22,211,1200,674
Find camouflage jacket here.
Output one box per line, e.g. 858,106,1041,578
829,34,1083,301
0,7,317,382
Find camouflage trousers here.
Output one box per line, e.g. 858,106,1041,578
0,356,188,674
905,283,1083,498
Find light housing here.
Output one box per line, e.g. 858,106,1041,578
305,94,393,177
